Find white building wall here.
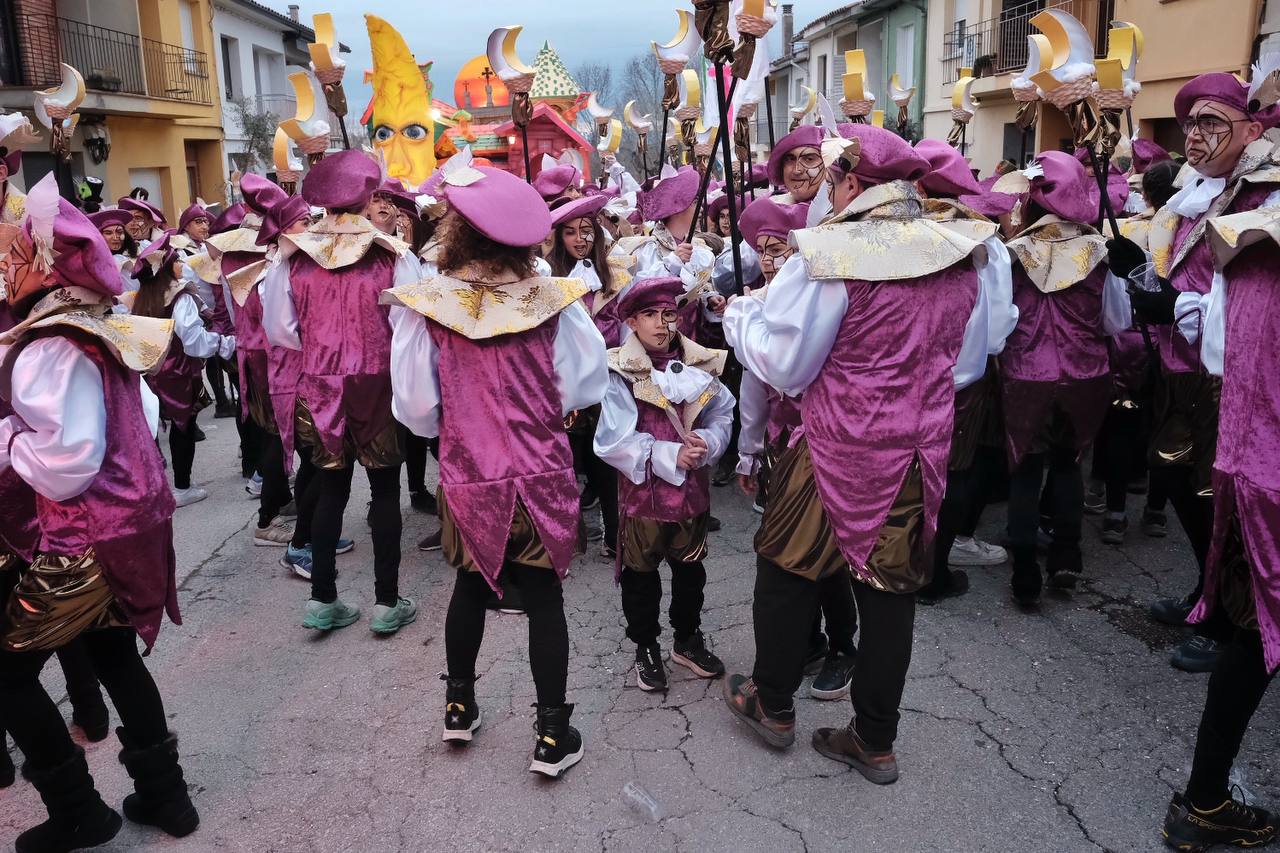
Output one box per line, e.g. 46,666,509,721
210,4,297,176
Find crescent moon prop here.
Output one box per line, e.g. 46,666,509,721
486,25,535,80
679,69,703,110
624,100,653,134
598,118,624,155
308,12,342,73
279,70,331,141
789,85,817,122
33,63,85,129
652,9,701,64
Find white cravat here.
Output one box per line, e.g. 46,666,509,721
651,362,714,404
1166,171,1228,217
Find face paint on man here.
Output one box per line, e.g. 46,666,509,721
1183,99,1263,178
626,306,679,353
782,146,824,202
126,211,152,241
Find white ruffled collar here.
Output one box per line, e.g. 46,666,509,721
651,360,714,404
1167,170,1228,218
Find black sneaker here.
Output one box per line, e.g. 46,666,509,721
529,704,584,778
410,490,438,515
1143,509,1169,538
634,643,668,692
711,464,734,487
1046,550,1081,590
191,424,206,442
810,649,857,700
1084,484,1106,515
1171,635,1223,673
71,697,110,743
707,514,723,532
600,542,617,560
417,529,443,552
917,569,970,605
803,636,830,676
213,402,236,419
1162,791,1277,852
672,631,725,679
1101,516,1128,545
1011,560,1042,607
1150,594,1195,627
441,675,481,744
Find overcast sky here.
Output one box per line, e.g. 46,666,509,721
288,1,843,118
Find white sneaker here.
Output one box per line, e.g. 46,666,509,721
245,474,262,498
948,536,1007,566
172,486,209,508
751,501,765,514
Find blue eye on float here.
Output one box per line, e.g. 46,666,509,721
401,124,428,141
373,125,394,142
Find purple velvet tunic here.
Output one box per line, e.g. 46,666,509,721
1192,243,1280,672
428,317,581,591
223,251,269,421
765,388,803,448
1163,184,1276,376
28,330,179,649
802,263,978,573
617,349,711,523
586,291,625,349
0,404,37,563
999,266,1112,465
288,249,397,460
145,294,206,430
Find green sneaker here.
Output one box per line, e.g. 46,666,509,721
370,597,417,635
302,598,360,631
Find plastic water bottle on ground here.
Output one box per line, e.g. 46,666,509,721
622,781,663,822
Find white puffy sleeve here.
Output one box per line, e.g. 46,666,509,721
387,305,441,438
1101,271,1134,336
1199,274,1226,377
261,258,302,351
0,338,106,501
172,292,234,359
952,269,990,392
594,373,659,485
140,377,160,439
1174,290,1211,346
691,383,736,469
554,301,609,415
735,370,769,476
723,254,846,396
980,235,1018,355
393,251,424,285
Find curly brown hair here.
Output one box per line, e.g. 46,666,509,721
435,210,537,279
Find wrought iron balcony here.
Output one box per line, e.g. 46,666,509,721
940,0,1115,86
1,13,213,105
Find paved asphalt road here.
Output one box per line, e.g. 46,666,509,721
1,409,1275,852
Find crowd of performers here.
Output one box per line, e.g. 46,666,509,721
0,65,1277,853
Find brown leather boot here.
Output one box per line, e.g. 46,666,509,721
812,724,899,784
722,674,795,748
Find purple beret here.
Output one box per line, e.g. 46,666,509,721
257,194,311,247
2,148,20,177
616,275,684,320
767,125,824,186
638,166,700,222
739,196,808,247
178,203,210,232
1131,138,1171,174
550,193,609,228
88,209,133,232
211,202,246,235
916,138,981,197
1028,151,1097,224
118,197,166,226
133,230,179,280
533,163,582,201
444,166,552,247
707,191,730,221
240,173,287,217
840,124,931,185
302,150,381,212
958,175,1018,219
1175,71,1280,130
50,198,123,296
376,179,419,216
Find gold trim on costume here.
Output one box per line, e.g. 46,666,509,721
2,549,128,653
1006,214,1108,294
382,274,589,340
280,212,409,271
606,333,726,431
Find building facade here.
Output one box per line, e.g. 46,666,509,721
921,0,1265,177
0,0,225,220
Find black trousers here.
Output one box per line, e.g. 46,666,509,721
620,560,705,646
570,431,619,549
289,446,319,549
1150,466,1233,641
205,358,228,408
0,628,169,773
1185,628,1275,808
751,557,915,749
310,465,400,605
809,572,858,655
404,433,431,495
1008,446,1083,571
256,430,293,528
927,463,982,593
168,421,197,490
444,563,568,707
1091,405,1148,514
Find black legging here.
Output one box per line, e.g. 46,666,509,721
582,448,619,549
168,421,197,490
256,431,293,529
619,559,706,646
445,563,568,706
1150,466,1232,640
205,359,228,408
1008,445,1084,570
289,446,319,549
0,628,169,773
404,433,430,495
1185,628,1275,808
309,465,400,605
809,571,858,654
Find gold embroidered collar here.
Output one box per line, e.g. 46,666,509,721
281,213,409,271
1207,202,1280,270
1006,214,1107,294
381,273,588,341
204,214,267,258
607,333,726,431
